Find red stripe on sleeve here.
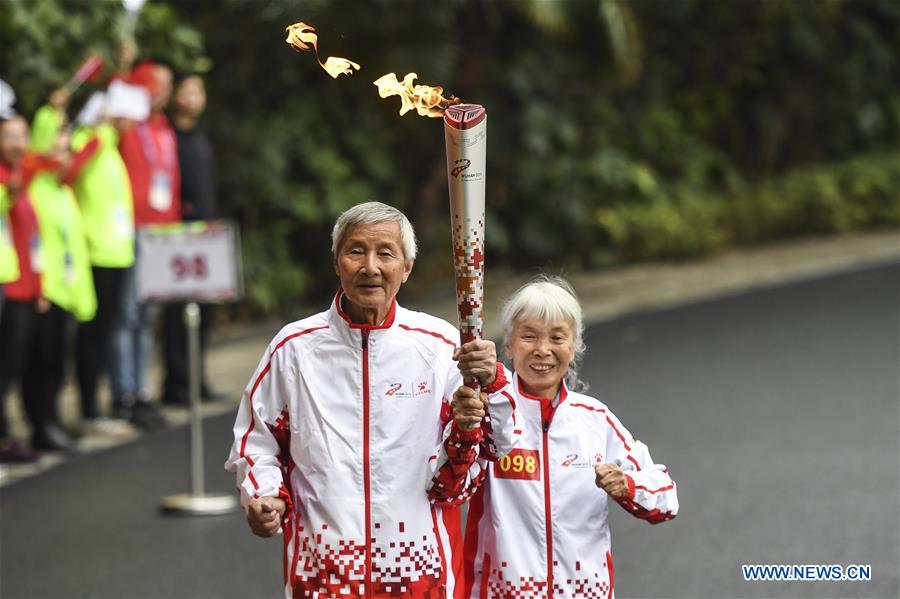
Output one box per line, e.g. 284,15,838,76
606,415,631,450
239,326,329,460
570,402,606,413
634,482,675,494
398,324,458,348
239,362,270,458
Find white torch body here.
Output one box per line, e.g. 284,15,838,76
444,104,487,432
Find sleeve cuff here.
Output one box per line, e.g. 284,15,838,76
448,422,484,444
278,482,293,513
624,473,636,500
483,363,508,394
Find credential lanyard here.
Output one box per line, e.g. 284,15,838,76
136,120,176,171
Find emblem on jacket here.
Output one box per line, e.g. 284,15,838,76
561,453,593,468
385,383,412,398
385,382,428,398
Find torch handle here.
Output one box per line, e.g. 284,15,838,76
460,377,482,432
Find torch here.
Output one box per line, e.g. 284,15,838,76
283,24,488,425
444,104,487,429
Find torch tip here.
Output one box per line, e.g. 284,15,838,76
444,104,486,130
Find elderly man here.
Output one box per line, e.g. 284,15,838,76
226,202,519,598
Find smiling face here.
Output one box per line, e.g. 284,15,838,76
507,315,576,399
334,220,413,325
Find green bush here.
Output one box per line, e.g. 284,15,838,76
595,152,899,261
724,152,900,243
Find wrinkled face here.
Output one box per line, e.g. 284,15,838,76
0,116,28,167
172,76,206,119
334,221,413,323
507,315,575,399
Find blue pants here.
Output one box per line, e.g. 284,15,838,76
107,264,158,405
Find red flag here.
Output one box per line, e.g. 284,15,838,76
71,54,105,84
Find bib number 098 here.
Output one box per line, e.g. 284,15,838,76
494,448,540,481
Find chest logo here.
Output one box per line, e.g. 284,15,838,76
561,453,594,468
385,383,412,398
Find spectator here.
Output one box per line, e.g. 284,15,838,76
109,55,179,430
1,107,98,457
161,73,226,406
0,79,20,297
67,85,140,437
0,112,41,462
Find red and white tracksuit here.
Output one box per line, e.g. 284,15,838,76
225,291,520,598
461,373,679,598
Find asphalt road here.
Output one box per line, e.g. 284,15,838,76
1,263,897,599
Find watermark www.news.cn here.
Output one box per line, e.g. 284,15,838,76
742,564,872,582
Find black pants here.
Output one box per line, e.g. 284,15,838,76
0,299,39,438
0,300,68,440
76,266,126,419
162,302,213,402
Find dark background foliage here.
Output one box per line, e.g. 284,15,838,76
2,0,897,316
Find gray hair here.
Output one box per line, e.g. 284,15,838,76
331,201,418,261
500,275,589,393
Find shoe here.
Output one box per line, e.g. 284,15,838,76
32,424,79,452
161,389,189,406
82,417,137,439
130,401,168,431
111,394,136,420
0,438,40,463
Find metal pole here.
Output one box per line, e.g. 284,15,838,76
186,302,204,496
159,302,237,516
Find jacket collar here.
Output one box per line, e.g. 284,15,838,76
331,288,397,331
514,372,569,408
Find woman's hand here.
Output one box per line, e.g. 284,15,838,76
595,464,629,499
451,385,486,431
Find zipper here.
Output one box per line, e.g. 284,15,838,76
362,329,372,598
542,418,553,598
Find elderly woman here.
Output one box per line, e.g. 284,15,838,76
457,275,679,598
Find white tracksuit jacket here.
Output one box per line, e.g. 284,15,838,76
461,374,678,598
225,292,520,598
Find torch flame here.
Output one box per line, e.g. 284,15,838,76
285,22,360,79
373,72,458,118
284,21,460,115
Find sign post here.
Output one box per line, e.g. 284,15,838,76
138,221,241,516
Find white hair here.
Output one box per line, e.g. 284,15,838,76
331,201,418,261
501,275,588,392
